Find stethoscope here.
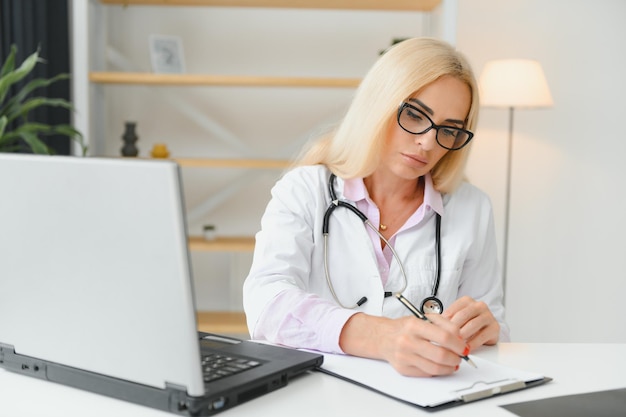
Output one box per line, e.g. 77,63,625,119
322,173,443,314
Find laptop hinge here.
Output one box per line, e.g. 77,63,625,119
165,381,190,414
0,343,47,379
0,343,15,363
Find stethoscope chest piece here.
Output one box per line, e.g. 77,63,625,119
420,296,444,315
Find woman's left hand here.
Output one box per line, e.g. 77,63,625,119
441,296,500,350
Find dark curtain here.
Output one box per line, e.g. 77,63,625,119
0,0,70,155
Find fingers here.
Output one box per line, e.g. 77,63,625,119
465,320,500,350
389,339,462,377
441,295,473,320
391,345,460,377
426,313,462,338
382,316,466,377
443,296,500,348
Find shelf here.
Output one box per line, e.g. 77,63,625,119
89,72,361,88
197,311,248,336
189,236,255,252
175,158,290,169
99,0,440,12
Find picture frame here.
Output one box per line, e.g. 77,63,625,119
149,34,186,74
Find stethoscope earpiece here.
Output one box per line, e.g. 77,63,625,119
356,297,368,307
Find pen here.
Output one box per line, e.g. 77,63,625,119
395,293,477,369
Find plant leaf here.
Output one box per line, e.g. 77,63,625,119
48,123,83,138
0,47,40,105
7,122,53,134
0,122,53,144
49,124,87,155
0,115,6,139
18,131,50,154
0,144,22,152
0,73,70,117
0,122,86,154
0,44,84,155
0,45,17,79
7,122,81,137
5,97,73,123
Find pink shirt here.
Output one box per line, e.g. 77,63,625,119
343,175,444,287
251,174,443,353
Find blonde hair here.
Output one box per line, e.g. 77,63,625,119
295,37,479,193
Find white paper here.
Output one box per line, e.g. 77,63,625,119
320,353,545,407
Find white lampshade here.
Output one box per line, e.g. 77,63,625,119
479,59,554,108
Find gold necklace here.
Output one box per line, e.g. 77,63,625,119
377,178,424,233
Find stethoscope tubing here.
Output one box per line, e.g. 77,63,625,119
323,174,412,309
432,213,442,297
323,173,443,311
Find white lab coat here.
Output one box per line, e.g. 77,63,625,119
243,165,510,346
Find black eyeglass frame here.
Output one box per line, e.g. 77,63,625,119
396,102,474,151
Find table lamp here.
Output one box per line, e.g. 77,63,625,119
478,59,553,301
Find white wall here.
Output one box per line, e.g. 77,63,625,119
459,0,626,342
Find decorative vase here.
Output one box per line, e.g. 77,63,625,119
121,121,139,157
150,143,170,158
203,224,216,241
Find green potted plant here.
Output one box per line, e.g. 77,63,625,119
0,44,85,154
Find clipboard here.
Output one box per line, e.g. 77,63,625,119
317,353,552,411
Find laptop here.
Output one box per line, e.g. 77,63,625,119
0,153,323,415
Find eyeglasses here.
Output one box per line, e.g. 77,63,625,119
396,102,474,151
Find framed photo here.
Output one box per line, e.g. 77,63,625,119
149,35,186,74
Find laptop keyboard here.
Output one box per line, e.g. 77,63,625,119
201,353,262,383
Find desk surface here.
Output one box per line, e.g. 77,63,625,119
1,343,624,416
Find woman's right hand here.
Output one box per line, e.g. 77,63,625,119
339,313,468,377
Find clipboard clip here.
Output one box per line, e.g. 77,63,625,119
455,379,527,402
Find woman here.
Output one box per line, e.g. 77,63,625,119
243,37,510,377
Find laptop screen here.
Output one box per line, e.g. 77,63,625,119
0,155,205,396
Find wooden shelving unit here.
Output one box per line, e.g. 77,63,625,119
188,236,255,252
89,72,361,88
89,0,445,337
174,158,290,169
99,0,441,12
197,311,248,336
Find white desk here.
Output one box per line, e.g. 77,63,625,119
1,343,624,416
